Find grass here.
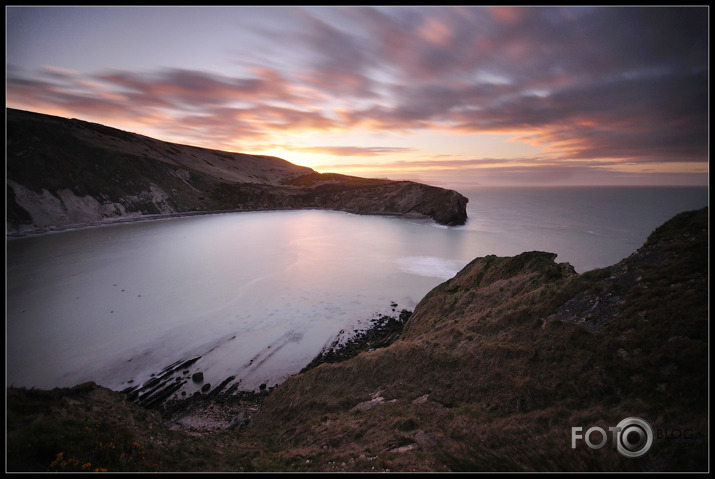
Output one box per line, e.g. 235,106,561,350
6,390,159,472
281,172,390,188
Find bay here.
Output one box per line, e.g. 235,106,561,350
6,186,708,396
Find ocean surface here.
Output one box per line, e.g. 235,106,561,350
6,186,708,395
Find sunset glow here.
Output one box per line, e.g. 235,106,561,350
6,6,709,187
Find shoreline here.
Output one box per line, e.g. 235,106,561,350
5,208,295,239
6,207,437,239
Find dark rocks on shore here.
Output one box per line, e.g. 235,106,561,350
121,356,201,409
161,386,271,432
300,308,412,373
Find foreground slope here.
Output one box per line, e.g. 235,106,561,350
6,208,708,472
6,108,468,233
256,208,708,472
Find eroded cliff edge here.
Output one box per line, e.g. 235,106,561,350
6,207,708,472
6,108,468,234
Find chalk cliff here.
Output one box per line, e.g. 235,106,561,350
6,108,468,234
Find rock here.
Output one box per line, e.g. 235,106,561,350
414,430,436,449
351,396,385,412
201,383,211,393
390,443,418,453
301,310,411,373
192,372,204,383
617,349,630,361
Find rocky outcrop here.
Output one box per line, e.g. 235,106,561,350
6,108,468,233
255,207,708,472
542,207,708,332
279,172,468,226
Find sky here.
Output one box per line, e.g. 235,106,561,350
5,6,710,188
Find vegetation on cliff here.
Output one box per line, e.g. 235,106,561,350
6,108,468,232
6,208,708,472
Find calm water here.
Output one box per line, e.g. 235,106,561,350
6,186,708,395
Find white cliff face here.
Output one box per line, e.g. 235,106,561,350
6,179,176,232
56,188,131,222
8,180,75,227
122,184,176,215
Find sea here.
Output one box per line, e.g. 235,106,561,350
5,186,708,396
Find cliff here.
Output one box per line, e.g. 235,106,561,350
6,108,468,234
6,207,707,472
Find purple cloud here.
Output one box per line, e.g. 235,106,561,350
6,6,708,173
289,146,416,157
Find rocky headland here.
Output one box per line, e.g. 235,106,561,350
6,207,708,472
6,108,468,234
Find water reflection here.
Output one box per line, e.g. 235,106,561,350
7,211,459,394
6,186,707,395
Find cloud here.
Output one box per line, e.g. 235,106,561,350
292,7,707,164
312,156,612,172
7,65,341,150
313,155,707,187
96,67,303,108
289,146,416,157
6,6,708,174
497,69,709,162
